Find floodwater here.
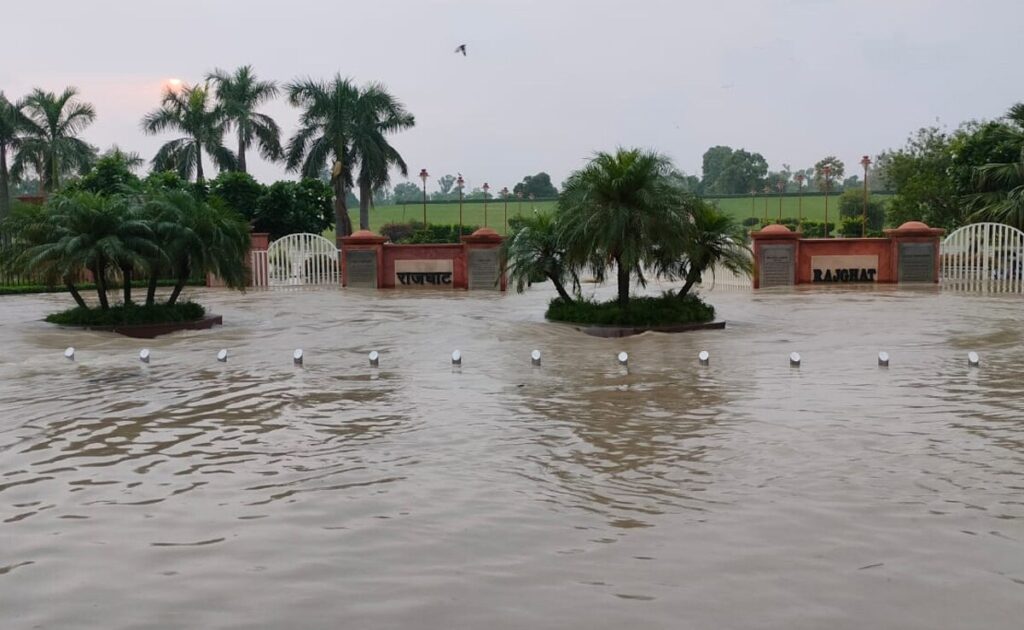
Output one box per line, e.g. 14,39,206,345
1,281,1022,629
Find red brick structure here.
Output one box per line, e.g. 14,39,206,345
751,221,945,289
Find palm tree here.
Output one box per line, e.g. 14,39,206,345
558,148,691,307
144,190,249,305
349,83,415,230
141,83,235,184
208,66,282,173
285,75,360,239
504,211,579,303
970,103,1024,229
655,200,752,299
0,92,31,219
11,87,96,193
19,192,156,309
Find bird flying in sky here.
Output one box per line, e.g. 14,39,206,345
455,44,467,56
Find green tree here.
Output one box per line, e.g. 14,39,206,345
559,148,691,307
253,179,333,240
968,104,1024,229
12,87,97,193
207,65,282,173
513,172,558,198
813,156,845,192
436,174,456,196
838,189,887,232
142,83,235,184
0,93,33,219
67,151,142,196
393,181,421,203
700,145,733,191
877,127,963,229
504,211,579,302
705,148,768,194
209,171,265,221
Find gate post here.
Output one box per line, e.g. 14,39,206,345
340,230,386,288
210,231,269,288
885,221,944,284
461,227,506,291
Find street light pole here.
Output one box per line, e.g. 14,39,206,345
750,188,756,224
860,155,871,237
794,173,805,231
763,185,770,224
776,180,785,221
517,190,523,219
456,174,465,237
483,182,490,227
419,168,429,227
823,164,832,238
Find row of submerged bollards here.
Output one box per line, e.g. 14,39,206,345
60,347,984,369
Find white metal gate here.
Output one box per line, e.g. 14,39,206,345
941,222,1024,293
259,233,340,287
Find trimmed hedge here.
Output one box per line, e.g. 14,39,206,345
546,294,715,327
0,278,205,296
46,302,206,326
380,221,481,244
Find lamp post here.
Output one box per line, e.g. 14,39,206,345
822,164,832,238
501,186,509,233
482,182,490,227
517,190,523,218
456,174,465,236
750,188,756,224
776,180,785,221
419,168,429,227
860,155,871,237
762,185,770,224
794,172,805,230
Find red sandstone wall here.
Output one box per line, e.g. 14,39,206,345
381,244,467,289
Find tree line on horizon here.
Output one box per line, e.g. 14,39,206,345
1,67,1023,233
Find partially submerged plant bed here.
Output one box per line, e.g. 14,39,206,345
546,294,723,337
45,302,221,338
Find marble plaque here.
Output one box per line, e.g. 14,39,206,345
346,250,377,288
395,259,454,288
759,244,795,288
899,242,936,283
468,249,502,290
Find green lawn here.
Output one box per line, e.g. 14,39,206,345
327,194,892,240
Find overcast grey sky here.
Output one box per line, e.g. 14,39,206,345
4,0,1023,191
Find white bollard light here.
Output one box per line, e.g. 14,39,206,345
64,347,75,361
293,349,304,366
617,351,628,366
531,349,542,366
217,349,228,363
451,350,462,366
789,352,801,367
139,349,151,364
369,350,380,367
698,350,710,366
968,351,980,368
878,351,889,367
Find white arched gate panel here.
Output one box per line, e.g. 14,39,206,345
266,233,340,287
941,222,1024,293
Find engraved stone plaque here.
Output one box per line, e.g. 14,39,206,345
395,259,454,288
899,242,936,283
468,249,501,290
759,244,795,288
346,250,377,288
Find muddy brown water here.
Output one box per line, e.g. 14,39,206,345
1,282,1022,629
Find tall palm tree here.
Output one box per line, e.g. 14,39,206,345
141,83,235,184
11,87,96,193
558,148,691,307
349,83,415,230
0,92,31,219
504,211,579,302
207,65,282,173
285,75,360,239
970,103,1024,229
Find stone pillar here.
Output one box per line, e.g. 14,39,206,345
750,224,801,289
885,221,945,284
461,227,506,291
340,230,387,288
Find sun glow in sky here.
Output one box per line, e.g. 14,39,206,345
164,78,183,92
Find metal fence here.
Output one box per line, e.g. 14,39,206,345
941,222,1024,293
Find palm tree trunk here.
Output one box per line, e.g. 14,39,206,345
50,151,59,192
195,141,205,184
65,277,87,309
615,256,630,307
146,273,159,306
94,266,110,310
547,273,574,304
678,268,701,300
167,263,189,306
0,147,10,220
122,266,132,304
359,180,371,231
332,169,353,240
237,133,247,173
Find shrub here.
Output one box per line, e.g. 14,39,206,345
799,221,836,237
210,172,265,222
741,217,761,228
381,222,480,244
46,301,206,326
254,179,333,239
545,294,715,327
